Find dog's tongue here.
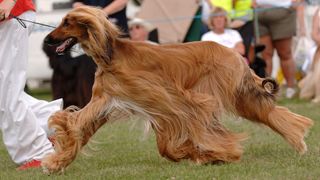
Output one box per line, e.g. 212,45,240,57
56,38,73,53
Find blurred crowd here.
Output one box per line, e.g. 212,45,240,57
45,0,320,108
196,0,320,101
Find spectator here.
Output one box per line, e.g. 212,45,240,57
201,7,245,56
72,0,129,35
201,0,253,59
128,18,157,44
200,0,233,35
0,0,62,170
254,0,305,98
298,8,320,103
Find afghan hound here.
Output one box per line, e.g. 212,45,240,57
42,6,313,173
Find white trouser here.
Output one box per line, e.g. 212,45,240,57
0,11,62,164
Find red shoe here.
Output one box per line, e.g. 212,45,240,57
17,159,41,170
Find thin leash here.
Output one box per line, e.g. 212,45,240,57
9,15,83,55
9,14,57,29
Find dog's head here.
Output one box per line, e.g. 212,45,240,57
44,6,120,62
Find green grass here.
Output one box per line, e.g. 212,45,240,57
0,92,319,179
27,88,53,101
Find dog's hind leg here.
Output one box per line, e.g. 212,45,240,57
42,75,110,174
154,117,244,164
153,92,244,164
186,122,245,164
236,72,313,154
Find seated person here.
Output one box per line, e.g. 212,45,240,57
201,7,245,56
128,18,157,44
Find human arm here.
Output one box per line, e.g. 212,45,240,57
312,8,320,46
234,42,245,55
72,0,127,16
233,30,245,55
0,0,16,21
295,0,306,36
102,0,128,16
72,2,85,8
72,0,87,8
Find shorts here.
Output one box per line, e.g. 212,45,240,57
257,7,296,40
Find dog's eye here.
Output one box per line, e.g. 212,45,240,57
63,19,69,27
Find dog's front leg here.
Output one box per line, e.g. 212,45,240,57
42,74,110,174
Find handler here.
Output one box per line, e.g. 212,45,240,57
0,0,62,170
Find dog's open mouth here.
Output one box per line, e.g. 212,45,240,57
56,37,77,54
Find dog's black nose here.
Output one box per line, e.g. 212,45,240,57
44,35,56,45
43,35,52,44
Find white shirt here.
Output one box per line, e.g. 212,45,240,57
256,0,292,8
201,29,243,49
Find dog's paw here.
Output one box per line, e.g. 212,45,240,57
41,153,65,175
296,140,307,155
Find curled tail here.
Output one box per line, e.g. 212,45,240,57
249,69,279,97
235,71,278,119
262,78,279,95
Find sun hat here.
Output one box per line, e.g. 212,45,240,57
128,18,154,32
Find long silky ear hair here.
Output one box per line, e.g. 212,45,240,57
70,7,120,65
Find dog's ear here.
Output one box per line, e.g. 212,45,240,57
81,16,120,65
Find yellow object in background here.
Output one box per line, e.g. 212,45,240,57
233,0,253,20
210,0,233,13
276,69,304,85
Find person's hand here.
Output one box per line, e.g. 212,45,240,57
229,20,245,29
0,0,16,22
291,0,302,3
72,2,85,8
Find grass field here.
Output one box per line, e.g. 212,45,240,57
0,90,319,179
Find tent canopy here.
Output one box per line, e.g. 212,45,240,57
137,0,200,43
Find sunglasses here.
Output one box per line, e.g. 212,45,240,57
129,24,142,31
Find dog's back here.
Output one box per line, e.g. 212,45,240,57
112,40,250,111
